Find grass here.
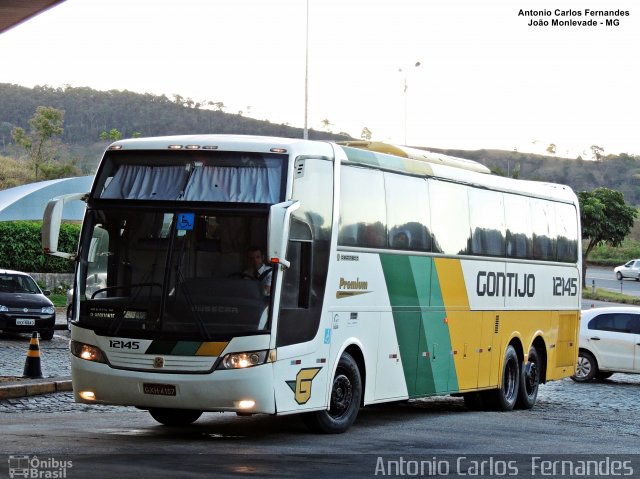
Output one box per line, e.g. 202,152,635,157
49,293,67,308
588,238,640,267
582,288,640,305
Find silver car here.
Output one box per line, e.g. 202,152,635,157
614,259,640,280
572,306,640,382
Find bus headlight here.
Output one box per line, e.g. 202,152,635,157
70,340,107,364
217,350,275,370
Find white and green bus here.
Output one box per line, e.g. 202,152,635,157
43,135,580,433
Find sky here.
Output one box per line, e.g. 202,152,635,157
0,0,638,157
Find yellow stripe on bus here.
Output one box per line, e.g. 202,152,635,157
433,258,488,391
195,342,228,356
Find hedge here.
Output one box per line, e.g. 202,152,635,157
0,221,80,273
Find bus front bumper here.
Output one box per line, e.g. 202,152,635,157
71,356,276,414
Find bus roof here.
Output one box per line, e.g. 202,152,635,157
337,141,491,174
336,142,577,205
105,135,578,205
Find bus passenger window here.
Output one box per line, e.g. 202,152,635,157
468,188,505,257
505,194,533,259
531,198,557,261
385,173,431,251
339,167,387,248
429,180,471,255
556,203,578,263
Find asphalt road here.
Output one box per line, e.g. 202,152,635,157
586,265,640,297
2,295,639,478
1,368,639,478
0,352,640,478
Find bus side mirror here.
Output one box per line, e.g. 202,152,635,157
42,192,87,259
267,200,300,269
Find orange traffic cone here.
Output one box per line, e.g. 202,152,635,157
23,332,43,378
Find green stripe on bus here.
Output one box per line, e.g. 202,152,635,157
145,340,206,355
145,341,177,355
428,265,459,393
380,255,423,396
171,341,202,356
380,254,458,396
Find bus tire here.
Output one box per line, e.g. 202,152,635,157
487,345,519,411
516,346,540,410
302,352,362,434
148,408,202,426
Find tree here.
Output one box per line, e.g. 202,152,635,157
0,122,14,148
99,128,122,142
11,106,65,180
360,127,372,140
546,143,556,155
0,155,35,189
590,145,604,161
578,187,637,288
207,101,226,112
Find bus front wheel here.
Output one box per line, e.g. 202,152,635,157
148,408,202,426
302,352,362,434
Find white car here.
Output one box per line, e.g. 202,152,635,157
572,307,640,382
614,260,640,280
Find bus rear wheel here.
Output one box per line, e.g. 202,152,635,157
148,408,202,426
302,352,362,434
487,345,519,411
516,346,540,409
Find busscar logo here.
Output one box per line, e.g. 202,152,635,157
286,367,322,404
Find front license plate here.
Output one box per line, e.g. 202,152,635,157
15,318,36,326
143,383,177,396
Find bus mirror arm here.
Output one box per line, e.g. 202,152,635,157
42,192,87,259
267,200,300,269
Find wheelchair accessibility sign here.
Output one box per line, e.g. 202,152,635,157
177,213,195,231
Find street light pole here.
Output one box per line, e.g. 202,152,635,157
398,61,421,145
303,0,309,140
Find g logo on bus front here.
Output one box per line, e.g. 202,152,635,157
286,368,321,404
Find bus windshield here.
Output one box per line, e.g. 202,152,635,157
76,208,272,341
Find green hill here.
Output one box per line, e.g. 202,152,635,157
0,83,349,173
426,147,640,206
2,83,640,206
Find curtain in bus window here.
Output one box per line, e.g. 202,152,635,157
101,165,188,200
183,161,281,203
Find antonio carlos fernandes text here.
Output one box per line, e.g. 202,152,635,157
374,456,634,476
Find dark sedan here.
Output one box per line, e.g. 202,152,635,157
0,270,55,340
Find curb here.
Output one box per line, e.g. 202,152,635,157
0,376,72,400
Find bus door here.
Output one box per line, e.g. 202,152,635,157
270,157,335,413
